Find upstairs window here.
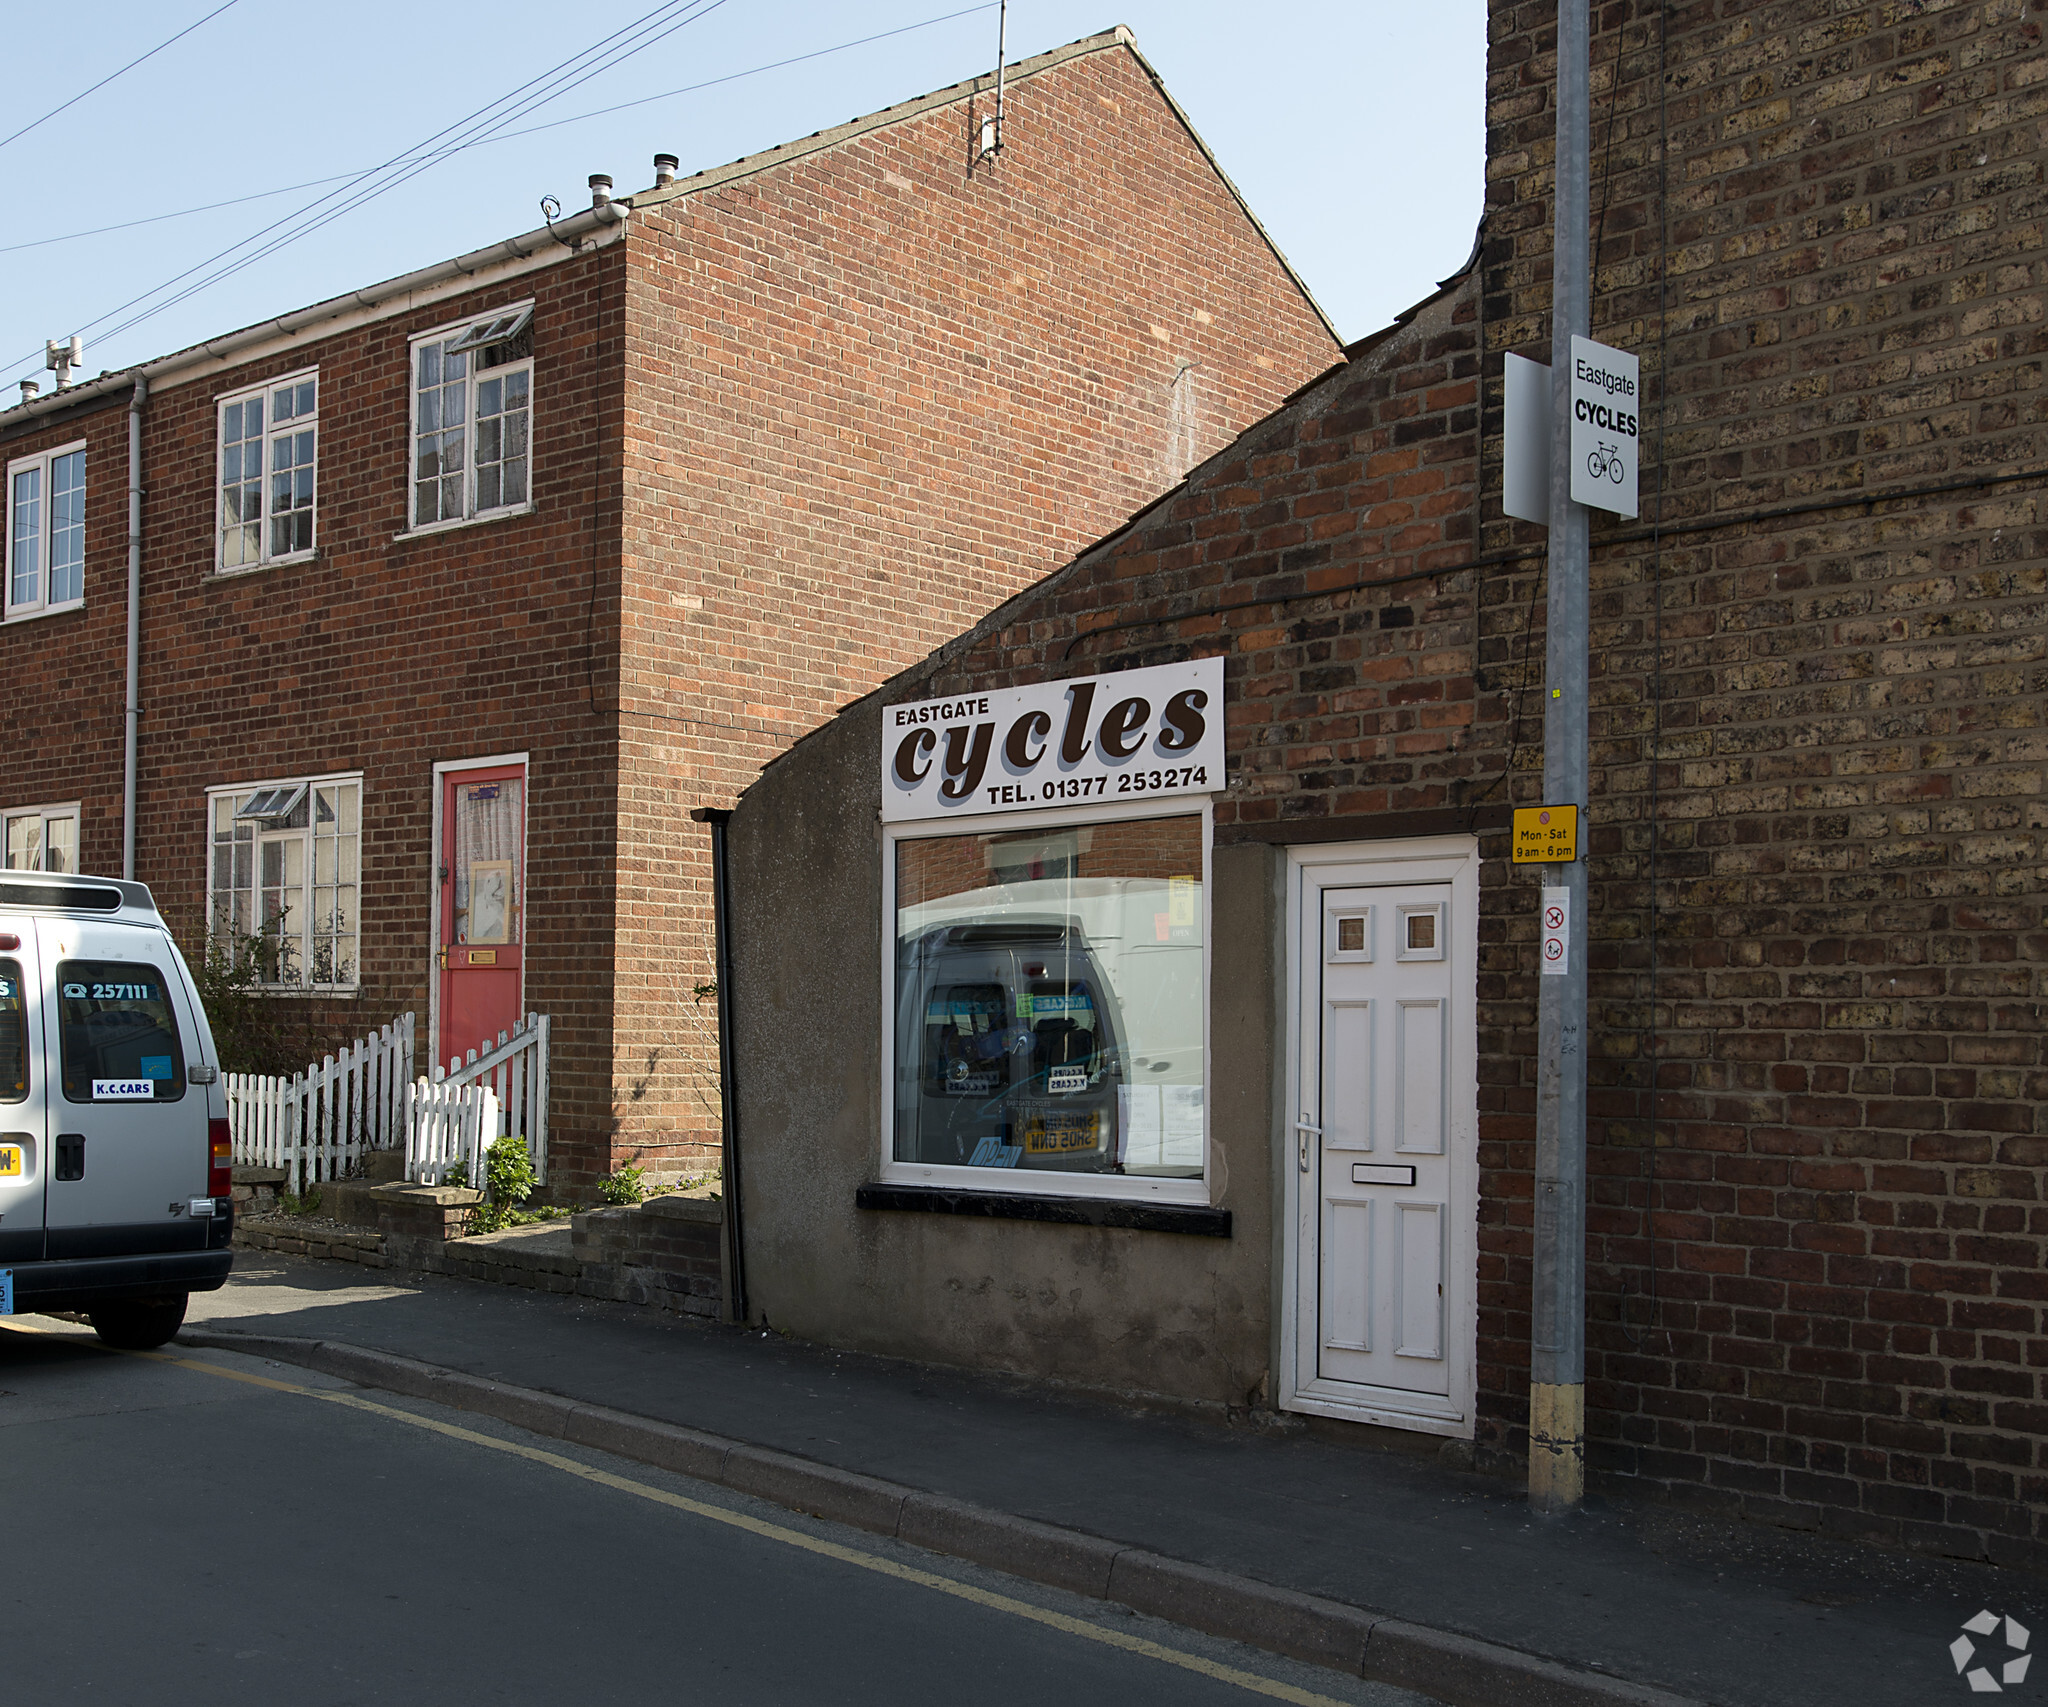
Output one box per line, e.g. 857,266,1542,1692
217,371,318,571
410,306,532,530
6,442,86,618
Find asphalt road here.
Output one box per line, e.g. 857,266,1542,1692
0,1318,1430,1707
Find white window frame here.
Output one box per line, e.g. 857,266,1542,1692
214,368,319,575
5,440,87,621
405,302,535,537
206,770,364,994
878,794,1215,1206
3,801,81,872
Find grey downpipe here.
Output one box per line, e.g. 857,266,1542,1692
694,806,747,1325
123,375,148,881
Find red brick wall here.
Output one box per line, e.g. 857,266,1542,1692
0,36,1341,1199
607,38,1342,1170
0,247,630,1180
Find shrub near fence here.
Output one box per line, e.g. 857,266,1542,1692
226,1014,415,1195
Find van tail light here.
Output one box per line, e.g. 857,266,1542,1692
208,1118,232,1200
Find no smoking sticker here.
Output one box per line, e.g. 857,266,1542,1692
1540,888,1570,977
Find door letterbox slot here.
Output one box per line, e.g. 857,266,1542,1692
1350,1162,1416,1187
55,1134,85,1181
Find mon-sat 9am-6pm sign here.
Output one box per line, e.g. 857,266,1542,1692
882,657,1224,822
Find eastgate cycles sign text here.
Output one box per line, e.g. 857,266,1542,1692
882,657,1225,822
1567,334,1640,518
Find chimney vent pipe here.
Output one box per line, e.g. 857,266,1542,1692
19,377,39,404
46,336,84,387
589,174,614,210
653,154,678,188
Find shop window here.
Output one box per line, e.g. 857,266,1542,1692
207,775,361,989
891,811,1205,1186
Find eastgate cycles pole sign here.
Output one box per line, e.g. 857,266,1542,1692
1567,334,1640,518
882,657,1224,823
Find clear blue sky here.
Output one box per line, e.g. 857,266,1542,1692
0,2,1485,395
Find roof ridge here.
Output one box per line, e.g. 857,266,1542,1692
624,27,1132,210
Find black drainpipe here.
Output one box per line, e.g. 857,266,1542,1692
691,806,746,1325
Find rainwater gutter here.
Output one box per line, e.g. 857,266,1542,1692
123,374,147,881
0,202,628,443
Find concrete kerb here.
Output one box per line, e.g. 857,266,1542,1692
178,1327,1704,1707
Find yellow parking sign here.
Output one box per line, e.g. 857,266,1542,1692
1512,804,1579,863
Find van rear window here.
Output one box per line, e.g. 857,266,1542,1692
0,961,25,1102
57,962,185,1103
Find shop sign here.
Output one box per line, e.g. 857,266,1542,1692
1568,335,1639,517
882,657,1224,823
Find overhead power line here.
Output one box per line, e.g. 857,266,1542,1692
1,176,364,257
3,4,998,262
0,2,240,154
85,0,731,352
5,0,728,380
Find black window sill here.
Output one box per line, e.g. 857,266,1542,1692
856,1183,1229,1238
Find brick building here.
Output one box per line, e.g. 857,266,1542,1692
721,0,2048,1564
0,29,1340,1191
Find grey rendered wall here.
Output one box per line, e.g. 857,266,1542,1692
728,700,1281,1409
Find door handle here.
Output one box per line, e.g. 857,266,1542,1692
1294,1115,1322,1173
55,1134,85,1181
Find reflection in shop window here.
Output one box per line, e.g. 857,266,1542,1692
893,813,1205,1180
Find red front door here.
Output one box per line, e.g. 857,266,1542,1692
437,762,526,1069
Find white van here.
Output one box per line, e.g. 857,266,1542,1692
0,871,233,1348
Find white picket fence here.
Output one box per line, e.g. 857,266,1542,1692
226,1013,417,1195
432,1012,552,1184
404,1080,500,1187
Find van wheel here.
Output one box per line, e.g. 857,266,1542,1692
88,1296,188,1351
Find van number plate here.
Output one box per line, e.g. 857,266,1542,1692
1024,1110,1100,1154
0,1271,11,1315
0,1146,19,1177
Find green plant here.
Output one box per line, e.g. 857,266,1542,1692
599,1160,648,1205
175,913,352,1079
278,1187,322,1218
465,1136,538,1234
486,1135,536,1206
440,1158,469,1190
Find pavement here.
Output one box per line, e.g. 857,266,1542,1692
181,1251,2042,1707
5,1318,1419,1707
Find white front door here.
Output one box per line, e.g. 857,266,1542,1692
1286,840,1477,1435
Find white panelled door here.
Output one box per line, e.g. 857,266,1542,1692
1288,844,1477,1435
